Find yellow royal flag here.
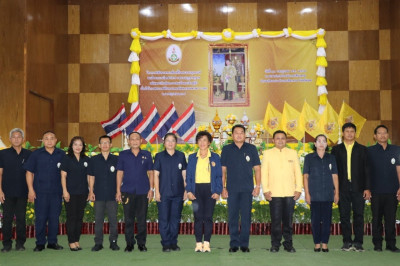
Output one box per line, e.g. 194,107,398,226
299,101,324,138
318,101,339,143
263,102,282,136
338,102,366,138
281,101,304,140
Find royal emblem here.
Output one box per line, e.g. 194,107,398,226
166,44,182,65
345,115,354,123
324,122,336,134
286,120,297,132
305,120,316,131
267,117,279,129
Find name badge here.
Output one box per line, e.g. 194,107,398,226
57,162,61,168
329,163,332,170
178,163,182,169
391,158,395,165
110,166,115,172
246,155,250,162
84,162,88,167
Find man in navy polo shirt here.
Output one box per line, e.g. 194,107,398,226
116,132,154,252
367,125,400,252
0,128,32,252
221,124,261,253
24,131,65,251
88,135,120,252
154,133,187,252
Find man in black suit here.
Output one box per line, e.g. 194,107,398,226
331,123,370,252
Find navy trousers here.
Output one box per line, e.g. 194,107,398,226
34,193,62,245
310,201,332,244
157,195,183,247
227,192,253,248
193,183,216,242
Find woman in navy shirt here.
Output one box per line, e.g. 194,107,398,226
303,134,339,252
186,131,222,252
61,136,90,251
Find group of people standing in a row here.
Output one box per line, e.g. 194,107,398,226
0,122,399,254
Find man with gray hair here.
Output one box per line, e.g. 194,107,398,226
0,128,32,252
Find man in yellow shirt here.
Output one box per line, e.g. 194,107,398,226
261,130,303,253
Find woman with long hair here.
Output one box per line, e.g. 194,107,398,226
60,136,90,251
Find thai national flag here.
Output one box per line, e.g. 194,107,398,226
171,103,196,142
118,102,143,135
100,104,126,138
134,103,160,142
148,103,179,143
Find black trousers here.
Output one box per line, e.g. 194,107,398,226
193,183,216,242
371,193,398,249
94,201,118,245
310,201,332,244
122,193,148,245
269,197,295,248
338,182,365,244
65,194,87,244
2,196,27,248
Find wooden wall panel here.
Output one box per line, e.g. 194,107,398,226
349,60,380,91
380,90,392,120
138,4,168,33
324,31,348,61
80,34,109,63
198,2,227,32
68,5,80,34
317,1,348,31
227,3,257,32
287,2,317,30
0,0,26,146
379,30,391,60
168,4,198,32
348,0,379,30
109,5,139,34
79,93,109,122
257,1,287,31
390,0,400,144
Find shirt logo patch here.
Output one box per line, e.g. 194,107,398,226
329,163,332,170
57,162,61,168
110,166,115,172
246,155,250,162
84,162,88,167
178,163,182,169
391,158,395,165
211,161,216,167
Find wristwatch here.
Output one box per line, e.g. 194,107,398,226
151,188,155,192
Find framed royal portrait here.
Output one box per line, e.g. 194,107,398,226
209,44,249,107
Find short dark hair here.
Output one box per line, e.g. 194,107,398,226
273,130,287,138
42,130,56,137
195,131,213,144
164,132,178,142
232,124,246,134
67,136,86,158
342,122,356,132
98,135,112,144
313,134,329,151
128,131,141,139
374,124,388,134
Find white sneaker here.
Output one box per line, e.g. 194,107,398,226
195,242,203,252
203,241,211,252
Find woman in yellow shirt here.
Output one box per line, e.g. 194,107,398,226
186,131,222,252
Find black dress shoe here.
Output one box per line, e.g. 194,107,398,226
34,245,45,252
91,244,103,252
70,247,79,251
314,248,321,252
15,245,25,251
229,246,239,253
284,246,296,253
76,246,82,251
138,244,147,252
110,242,120,251
1,246,11,253
124,244,134,252
240,247,250,252
171,244,180,251
162,246,171,252
322,248,329,253
270,246,279,253
386,246,400,253
47,243,63,250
